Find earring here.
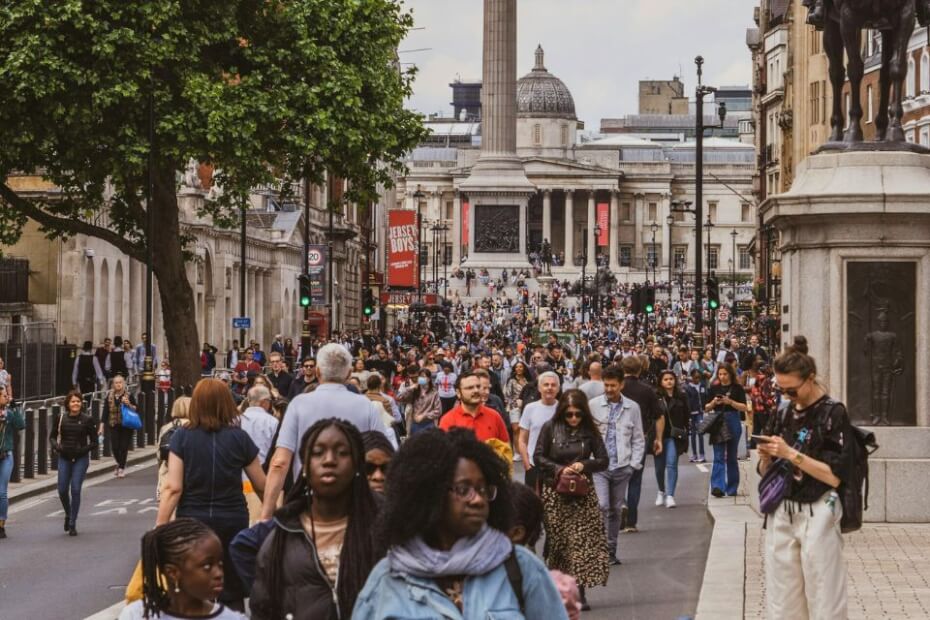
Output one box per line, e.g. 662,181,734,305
174,582,181,593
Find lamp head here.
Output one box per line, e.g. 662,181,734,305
718,101,727,124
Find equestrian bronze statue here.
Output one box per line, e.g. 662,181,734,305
804,0,930,151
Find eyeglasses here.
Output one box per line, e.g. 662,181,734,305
303,364,316,370
365,462,388,476
448,482,498,502
564,410,583,419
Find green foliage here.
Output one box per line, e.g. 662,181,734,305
0,0,427,246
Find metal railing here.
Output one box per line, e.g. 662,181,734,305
7,385,191,485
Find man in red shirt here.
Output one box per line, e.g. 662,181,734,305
439,370,509,443
233,348,262,395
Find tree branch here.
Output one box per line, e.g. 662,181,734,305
0,182,146,262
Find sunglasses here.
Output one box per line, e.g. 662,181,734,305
565,410,583,419
365,462,388,476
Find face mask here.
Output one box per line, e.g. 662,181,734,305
417,377,428,387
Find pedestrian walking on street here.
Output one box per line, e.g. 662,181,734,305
156,396,191,501
685,369,708,462
705,363,750,497
396,367,441,435
156,379,267,611
0,356,11,399
100,375,138,478
534,389,610,611
50,390,98,536
655,370,690,508
757,336,851,620
517,371,561,490
0,389,25,539
119,519,247,620
619,356,663,533
73,340,106,395
250,418,382,620
106,336,130,378
353,428,569,620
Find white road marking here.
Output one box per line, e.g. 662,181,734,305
696,463,709,473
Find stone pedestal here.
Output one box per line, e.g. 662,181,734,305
760,151,930,522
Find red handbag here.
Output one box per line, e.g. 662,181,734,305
554,467,590,496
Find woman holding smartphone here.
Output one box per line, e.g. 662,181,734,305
704,363,750,497
755,336,850,619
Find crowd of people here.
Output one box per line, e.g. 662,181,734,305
0,277,857,619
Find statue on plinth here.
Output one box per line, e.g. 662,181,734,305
805,0,930,151
864,311,904,426
540,238,552,275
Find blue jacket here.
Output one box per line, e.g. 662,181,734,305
352,545,569,620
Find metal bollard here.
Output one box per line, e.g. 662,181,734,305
90,401,101,461
49,406,60,472
37,406,49,475
23,409,35,479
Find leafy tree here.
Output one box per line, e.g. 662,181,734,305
0,0,427,386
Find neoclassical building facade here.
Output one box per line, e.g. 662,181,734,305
398,48,758,285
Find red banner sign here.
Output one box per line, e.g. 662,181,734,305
597,202,609,246
462,201,470,246
388,209,418,288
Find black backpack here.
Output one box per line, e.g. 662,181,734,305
838,418,879,533
158,419,181,463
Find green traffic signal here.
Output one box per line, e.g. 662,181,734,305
709,299,719,310
298,274,311,307
300,295,311,307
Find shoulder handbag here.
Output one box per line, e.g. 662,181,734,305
664,397,687,441
120,403,143,430
553,426,591,497
698,410,723,435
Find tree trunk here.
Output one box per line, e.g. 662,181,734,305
152,166,201,390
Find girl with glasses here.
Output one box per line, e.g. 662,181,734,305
361,430,395,495
533,389,609,611
354,428,568,619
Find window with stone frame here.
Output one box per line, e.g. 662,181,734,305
648,202,657,221
445,201,453,220
708,246,720,271
707,201,717,223
225,268,232,290
739,246,751,271
443,244,453,266
619,245,632,267
673,246,687,270
646,245,658,269
621,202,632,221
741,202,751,222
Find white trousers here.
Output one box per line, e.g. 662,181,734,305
765,490,847,620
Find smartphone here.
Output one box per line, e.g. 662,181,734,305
750,434,773,443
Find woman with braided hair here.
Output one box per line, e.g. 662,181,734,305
119,518,246,619
250,418,382,620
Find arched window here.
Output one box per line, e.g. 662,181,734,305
922,52,930,94
907,57,916,98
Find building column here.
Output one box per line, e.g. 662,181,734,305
451,192,462,266
609,190,620,270
634,193,645,270
542,190,552,245
661,193,672,279
564,190,574,266
586,190,596,270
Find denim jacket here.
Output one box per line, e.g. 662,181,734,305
588,395,645,470
352,545,569,620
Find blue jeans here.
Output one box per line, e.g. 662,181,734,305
711,412,743,495
57,455,90,526
690,412,705,458
654,438,679,496
0,452,13,521
624,454,647,528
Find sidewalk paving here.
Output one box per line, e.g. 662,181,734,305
697,459,930,620
8,447,158,505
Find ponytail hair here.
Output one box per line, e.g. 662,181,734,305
773,336,817,379
140,518,217,618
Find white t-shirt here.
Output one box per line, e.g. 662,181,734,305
119,600,246,620
519,400,557,466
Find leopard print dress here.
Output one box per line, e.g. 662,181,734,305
541,482,610,587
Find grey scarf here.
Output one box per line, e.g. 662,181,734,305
388,525,512,578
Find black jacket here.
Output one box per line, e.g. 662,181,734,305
50,413,97,460
266,370,293,397
534,420,608,486
658,391,691,454
622,376,661,437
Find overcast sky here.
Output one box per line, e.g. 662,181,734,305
400,0,758,129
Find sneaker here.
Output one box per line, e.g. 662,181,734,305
698,456,706,463
665,495,677,508
64,517,70,532
68,526,77,537
688,456,697,463
609,555,622,565
513,454,522,462
711,487,724,498
622,526,639,533
0,526,6,539
655,491,665,506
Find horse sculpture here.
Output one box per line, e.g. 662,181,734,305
807,0,930,149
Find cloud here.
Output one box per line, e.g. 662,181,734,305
402,0,758,128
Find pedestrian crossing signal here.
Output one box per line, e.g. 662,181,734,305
707,277,720,310
298,274,311,307
362,289,375,317
644,286,655,314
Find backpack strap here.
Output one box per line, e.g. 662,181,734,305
504,546,525,614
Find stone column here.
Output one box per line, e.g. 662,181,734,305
564,190,574,266
542,190,552,245
452,192,462,266
634,193,645,270
480,0,519,157
586,190,596,270
661,193,672,280
609,190,620,270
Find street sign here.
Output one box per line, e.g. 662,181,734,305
308,244,328,305
380,292,439,306
232,317,252,329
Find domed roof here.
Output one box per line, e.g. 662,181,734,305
517,45,577,120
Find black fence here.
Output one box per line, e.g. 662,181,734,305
0,322,57,401
8,386,192,485
0,258,28,304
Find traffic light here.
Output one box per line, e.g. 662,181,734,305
631,285,642,313
298,274,311,307
644,286,656,314
362,288,376,317
707,277,720,310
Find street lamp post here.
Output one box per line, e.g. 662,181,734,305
581,228,588,325
650,222,658,286
693,56,727,347
666,214,675,292
705,217,715,275
412,186,425,310
593,223,602,316
730,228,738,305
